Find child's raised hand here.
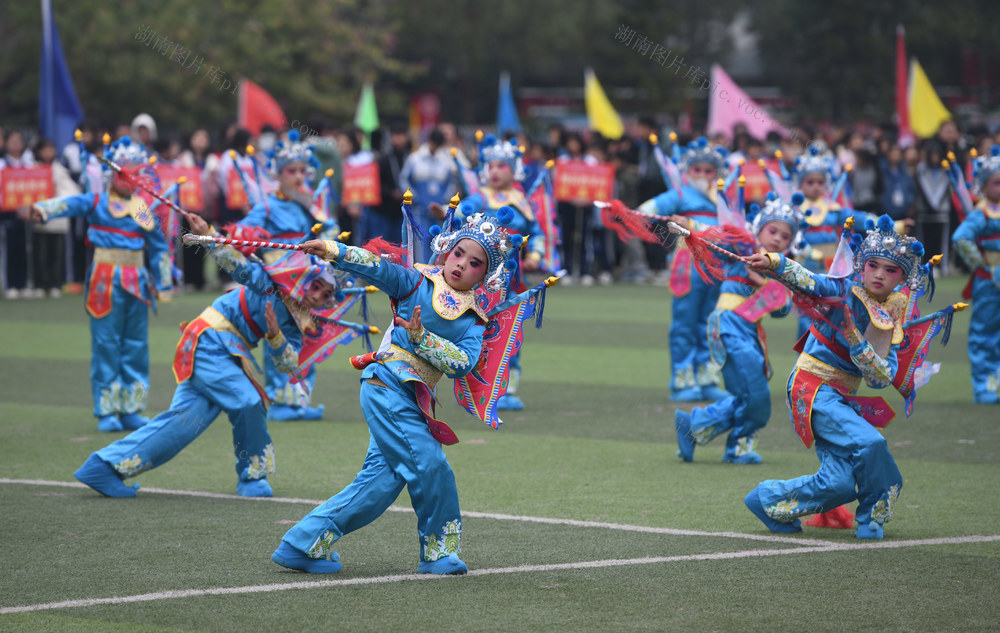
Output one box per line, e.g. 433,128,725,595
394,305,422,331
301,239,328,257
183,211,210,235
265,301,280,339
666,214,690,229
746,252,773,272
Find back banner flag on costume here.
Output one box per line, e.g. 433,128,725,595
706,64,786,142
497,71,522,136
584,68,623,140
908,59,951,139
455,291,540,430
238,80,287,136
39,0,85,151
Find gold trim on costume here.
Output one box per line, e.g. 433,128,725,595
983,251,1000,266
384,344,443,390
794,353,861,395
414,264,487,322
851,286,905,344
93,247,144,267
715,292,747,312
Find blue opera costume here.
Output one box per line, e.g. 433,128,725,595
33,138,172,431
746,215,929,539
73,236,339,498
675,195,804,464
274,208,548,575
793,143,873,337
952,146,1000,404
456,135,546,410
638,137,728,401
235,131,340,420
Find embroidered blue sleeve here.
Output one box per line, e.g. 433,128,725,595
952,212,986,269
207,241,273,295
410,325,484,378
321,241,421,298
35,194,94,221
849,339,899,389
775,254,847,298
144,221,173,292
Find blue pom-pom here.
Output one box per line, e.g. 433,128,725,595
864,218,876,231
766,192,777,201
428,225,441,237
510,234,525,247
749,203,761,214
803,208,812,217
850,234,863,248
451,218,463,230
288,130,301,142
877,214,893,232
992,145,1000,157
717,147,729,157
121,136,132,146
483,134,497,146
791,192,805,205
697,137,708,148
912,242,925,257
797,240,806,249
334,291,345,302
497,206,515,225
504,259,517,271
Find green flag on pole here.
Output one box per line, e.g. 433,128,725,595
354,80,380,149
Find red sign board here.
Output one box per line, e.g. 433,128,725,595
226,166,258,209
1,166,55,211
726,158,781,204
155,166,204,212
553,161,615,203
341,162,382,206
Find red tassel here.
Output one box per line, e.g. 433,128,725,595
362,237,405,265
803,505,854,529
221,223,272,256
602,200,662,244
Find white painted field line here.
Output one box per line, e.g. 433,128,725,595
0,478,827,545
2,535,998,615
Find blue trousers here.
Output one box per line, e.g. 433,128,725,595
967,276,1000,399
95,334,274,483
90,284,149,417
670,267,721,391
754,382,902,528
689,331,771,458
282,379,462,563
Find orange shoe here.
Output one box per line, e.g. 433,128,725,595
804,506,854,529
63,282,85,295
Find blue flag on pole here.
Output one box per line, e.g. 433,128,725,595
39,0,84,150
496,71,521,136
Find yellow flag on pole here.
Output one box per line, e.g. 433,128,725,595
584,68,623,140
908,59,951,139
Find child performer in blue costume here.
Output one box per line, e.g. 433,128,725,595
743,215,928,539
674,193,804,464
456,134,546,410
271,203,553,575
637,137,729,402
30,136,172,432
791,142,874,338
235,131,340,421
952,146,1000,404
72,210,340,498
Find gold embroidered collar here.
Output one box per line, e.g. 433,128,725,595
483,187,532,222
108,192,156,231
851,285,905,344
414,264,487,322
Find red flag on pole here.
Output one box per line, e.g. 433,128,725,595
895,25,914,146
238,79,287,135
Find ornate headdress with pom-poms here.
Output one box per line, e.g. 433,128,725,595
973,145,1000,194
265,249,344,310
106,136,149,166
267,130,320,178
429,206,523,294
850,214,927,289
477,133,524,184
793,141,839,188
748,191,808,255
680,136,729,179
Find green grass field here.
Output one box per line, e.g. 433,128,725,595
1,276,998,632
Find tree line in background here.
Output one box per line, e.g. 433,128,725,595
1,0,997,137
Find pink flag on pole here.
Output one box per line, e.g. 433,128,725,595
706,64,786,142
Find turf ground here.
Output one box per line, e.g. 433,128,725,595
1,275,998,632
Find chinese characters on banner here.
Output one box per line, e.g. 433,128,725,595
341,162,381,206
553,161,615,203
156,166,204,211
1,167,55,211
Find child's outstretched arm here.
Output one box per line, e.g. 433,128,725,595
184,211,273,295
263,301,300,373
748,251,846,298
303,239,419,298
